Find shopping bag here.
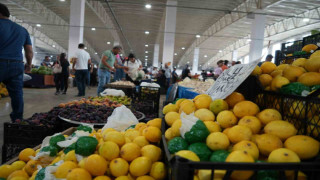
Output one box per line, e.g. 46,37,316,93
100,88,125,97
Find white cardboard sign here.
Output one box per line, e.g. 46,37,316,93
206,58,261,100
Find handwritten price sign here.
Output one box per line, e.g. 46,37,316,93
206,59,260,100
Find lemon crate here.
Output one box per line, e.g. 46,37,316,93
138,86,161,115
160,120,320,180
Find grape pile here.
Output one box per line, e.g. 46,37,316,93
59,104,143,124
16,107,62,127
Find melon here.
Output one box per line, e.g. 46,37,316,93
302,44,318,53
304,57,320,72
297,72,320,86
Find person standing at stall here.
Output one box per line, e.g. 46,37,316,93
114,54,125,81
0,3,33,121
59,53,70,94
72,43,91,97
172,67,178,84
164,63,171,88
124,53,143,84
86,61,93,89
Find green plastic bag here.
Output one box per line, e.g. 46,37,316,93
280,82,310,96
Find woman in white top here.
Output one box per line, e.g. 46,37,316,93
125,53,144,83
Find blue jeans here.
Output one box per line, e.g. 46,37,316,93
75,70,88,96
86,71,90,86
114,68,125,81
0,61,24,121
97,68,111,96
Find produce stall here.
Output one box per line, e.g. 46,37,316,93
23,73,55,88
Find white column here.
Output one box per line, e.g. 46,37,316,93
68,0,85,59
192,48,199,74
153,44,159,67
162,0,177,69
249,14,266,62
232,50,238,61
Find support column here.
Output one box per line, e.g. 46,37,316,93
153,44,159,67
162,0,177,69
68,0,85,59
192,48,199,74
232,50,238,61
248,14,266,62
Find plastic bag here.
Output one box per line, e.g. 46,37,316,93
140,82,160,88
23,74,32,82
100,89,125,97
102,106,139,132
280,82,310,96
179,112,198,138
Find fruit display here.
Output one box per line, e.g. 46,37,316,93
58,98,122,108
251,49,320,96
178,78,215,94
109,81,135,87
89,95,132,106
59,104,143,124
0,119,166,180
17,107,62,127
30,66,53,75
163,93,320,179
0,82,9,99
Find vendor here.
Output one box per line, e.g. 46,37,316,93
41,56,51,67
124,53,144,84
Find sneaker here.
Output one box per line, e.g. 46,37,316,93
55,91,60,95
62,92,66,95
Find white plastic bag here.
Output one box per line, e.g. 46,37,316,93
23,74,32,82
100,89,125,97
179,112,198,138
102,105,139,131
140,82,160,88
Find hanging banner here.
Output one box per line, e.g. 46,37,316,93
206,58,261,100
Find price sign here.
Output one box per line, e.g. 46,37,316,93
206,58,261,100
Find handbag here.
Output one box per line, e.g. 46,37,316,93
53,60,62,74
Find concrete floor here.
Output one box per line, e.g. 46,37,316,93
0,86,165,162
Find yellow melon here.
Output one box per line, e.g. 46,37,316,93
297,72,320,86
284,135,320,160
282,65,304,82
259,74,273,87
292,58,307,68
305,57,320,72
302,44,318,53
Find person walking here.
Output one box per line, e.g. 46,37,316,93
53,60,63,95
164,63,171,89
172,67,178,84
97,46,126,96
59,53,70,94
0,3,33,121
72,43,91,97
86,61,93,88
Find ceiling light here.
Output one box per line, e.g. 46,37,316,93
178,65,180,67
145,59,148,61
145,51,148,53
174,53,177,56
145,56,148,58
145,31,150,35
145,4,152,9
50,55,53,58
303,18,310,22
91,28,96,31
35,52,38,54
59,0,65,2
107,42,111,44
145,44,148,47
120,54,123,56
52,45,55,47
187,61,189,64
219,50,222,53
204,55,207,58
208,63,210,65
196,35,201,38
200,65,202,66
36,24,41,27
84,47,87,49
182,47,185,50
247,39,252,42
95,52,97,54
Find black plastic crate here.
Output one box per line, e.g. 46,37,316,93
2,143,37,164
138,86,161,115
303,33,320,46
161,120,320,180
3,123,57,145
281,40,303,54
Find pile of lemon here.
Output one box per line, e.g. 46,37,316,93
163,93,320,180
0,118,166,180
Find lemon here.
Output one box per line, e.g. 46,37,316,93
206,132,230,151
18,148,35,162
257,109,282,125
194,109,215,121
251,66,262,76
99,141,119,160
227,125,252,144
133,136,149,147
264,120,297,141
120,143,141,162
141,145,162,162
203,121,221,133
254,134,283,156
124,129,140,141
11,161,26,171
238,116,261,134
175,150,200,162
268,148,300,176
284,135,320,160
94,176,111,180
163,104,178,114
171,119,182,137
66,168,92,180
84,154,108,176
233,101,260,118
232,141,259,160
64,150,78,163
194,96,212,109
175,98,186,108
226,150,254,180
147,118,162,129
179,101,196,114
129,157,152,177
103,131,125,147
259,74,273,87
164,128,174,141
78,158,86,168
55,161,78,178
115,176,130,180
143,126,161,143
164,112,180,126
110,158,129,177
261,61,276,74
209,99,229,115
216,110,238,129
135,123,147,131
150,162,166,180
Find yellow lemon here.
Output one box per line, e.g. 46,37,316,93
203,121,221,133
206,132,230,151
120,143,141,162
66,168,92,180
141,145,162,162
103,131,125,147
150,162,166,180
129,157,152,177
164,112,180,126
133,136,150,147
194,109,215,121
55,161,78,178
110,158,129,177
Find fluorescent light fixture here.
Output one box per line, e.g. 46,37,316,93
181,47,185,50
247,39,252,42
59,0,65,2
84,47,87,49
303,18,310,22
35,52,38,54
145,44,148,47
95,52,98,54
50,55,53,57
204,55,207,58
107,42,111,44
145,51,148,53
36,24,41,27
187,61,189,64
145,31,150,35
208,63,210,65
52,45,55,48
120,54,123,56
196,35,201,38
145,59,148,61
91,28,96,31
145,56,148,58
145,4,152,9
174,53,177,56
219,50,222,53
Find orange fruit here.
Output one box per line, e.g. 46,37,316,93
84,154,108,176
66,168,92,180
225,92,245,108
19,148,35,162
143,126,161,143
24,160,38,176
259,74,273,87
233,101,260,118
261,62,277,74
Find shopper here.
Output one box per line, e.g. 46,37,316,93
181,65,191,79
0,3,33,121
214,60,224,79
53,60,63,95
201,70,207,81
172,68,178,84
124,53,143,84
164,63,171,88
114,54,125,81
151,67,158,78
59,53,70,94
258,54,273,67
222,60,229,71
87,61,93,88
41,56,51,67
97,46,126,96
72,43,91,97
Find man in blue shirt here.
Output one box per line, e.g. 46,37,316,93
0,3,33,121
41,56,51,67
